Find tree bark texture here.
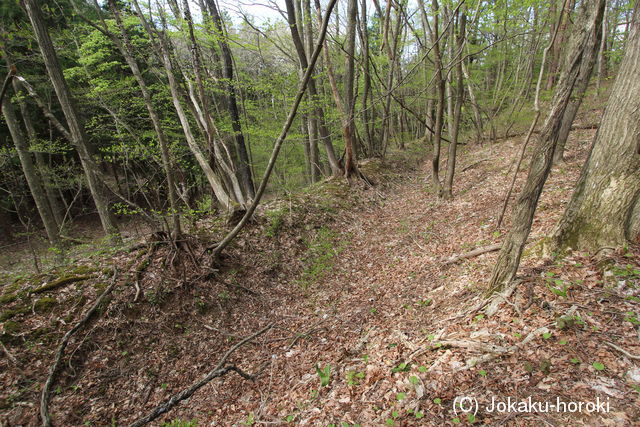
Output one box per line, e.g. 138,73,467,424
487,0,605,296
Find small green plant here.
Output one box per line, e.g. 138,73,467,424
473,314,485,322
478,369,487,377
391,362,411,373
545,274,569,297
418,298,432,307
592,362,605,371
409,375,419,385
396,392,406,401
265,208,287,237
345,370,365,386
243,413,255,425
315,364,331,387
542,332,552,340
624,312,640,325
418,365,428,373
570,357,581,364
385,410,400,426
433,397,442,405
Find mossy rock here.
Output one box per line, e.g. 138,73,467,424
31,275,91,294
34,297,58,313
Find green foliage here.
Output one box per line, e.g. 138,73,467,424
391,362,411,373
298,227,346,288
315,363,331,387
345,370,365,386
265,208,287,237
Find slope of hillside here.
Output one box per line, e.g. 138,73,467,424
1,107,639,426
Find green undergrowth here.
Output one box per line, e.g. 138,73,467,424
297,227,350,289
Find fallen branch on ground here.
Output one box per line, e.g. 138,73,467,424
41,269,119,427
442,243,501,265
129,323,274,427
606,342,640,360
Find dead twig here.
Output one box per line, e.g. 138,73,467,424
129,323,274,427
40,269,119,427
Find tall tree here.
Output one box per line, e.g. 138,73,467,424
204,0,256,199
288,0,342,176
487,0,606,296
21,0,120,241
429,0,446,196
443,9,466,199
2,87,60,246
106,0,181,239
550,3,640,252
341,0,358,177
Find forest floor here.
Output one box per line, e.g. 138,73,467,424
1,106,640,426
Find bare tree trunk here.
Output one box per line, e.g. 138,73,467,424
551,3,640,251
553,2,602,164
430,0,445,196
342,0,358,177
130,0,235,213
302,0,322,181
108,0,181,238
204,0,256,199
2,94,60,246
358,0,375,156
443,11,466,199
290,0,341,176
10,74,64,228
22,0,120,242
487,0,605,296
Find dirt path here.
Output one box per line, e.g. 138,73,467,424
4,122,638,426
161,127,621,425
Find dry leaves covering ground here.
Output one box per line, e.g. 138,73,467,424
1,111,639,426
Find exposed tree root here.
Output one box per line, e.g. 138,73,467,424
40,269,119,427
129,323,274,427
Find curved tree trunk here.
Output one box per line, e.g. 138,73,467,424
551,3,640,251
